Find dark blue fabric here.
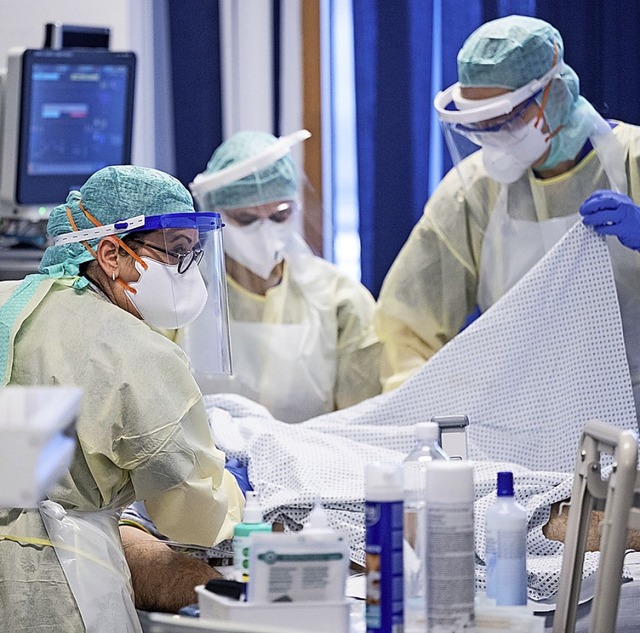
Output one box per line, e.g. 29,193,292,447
167,0,223,188
352,0,480,297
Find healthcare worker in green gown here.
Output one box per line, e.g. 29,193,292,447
375,15,640,421
189,129,382,423
0,165,244,632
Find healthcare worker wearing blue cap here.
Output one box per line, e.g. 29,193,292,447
189,129,382,423
376,15,640,418
0,166,244,632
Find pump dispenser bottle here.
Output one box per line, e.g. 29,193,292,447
233,491,272,582
485,471,528,606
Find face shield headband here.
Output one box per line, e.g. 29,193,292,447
433,57,563,128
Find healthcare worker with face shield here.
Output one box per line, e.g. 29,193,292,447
0,165,244,632
375,15,640,419
189,129,382,423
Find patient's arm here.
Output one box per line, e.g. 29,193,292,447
542,502,640,551
120,525,222,613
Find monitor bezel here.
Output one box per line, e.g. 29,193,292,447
15,48,136,205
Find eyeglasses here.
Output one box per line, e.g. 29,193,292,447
131,239,204,274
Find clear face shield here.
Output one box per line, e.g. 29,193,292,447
189,130,320,280
433,63,561,185
129,213,232,375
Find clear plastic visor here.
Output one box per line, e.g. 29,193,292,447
130,214,232,375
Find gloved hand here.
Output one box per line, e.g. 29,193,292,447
225,458,252,497
459,305,483,333
580,190,640,251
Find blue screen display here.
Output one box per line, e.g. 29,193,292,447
28,63,129,176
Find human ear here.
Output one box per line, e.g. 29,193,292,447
95,237,121,278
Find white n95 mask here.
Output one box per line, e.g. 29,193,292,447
125,257,208,329
222,220,294,279
481,117,549,184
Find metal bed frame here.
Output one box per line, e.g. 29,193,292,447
553,420,640,633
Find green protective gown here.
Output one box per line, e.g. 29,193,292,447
0,279,244,632
375,122,640,392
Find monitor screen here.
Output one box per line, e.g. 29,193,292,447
15,48,136,205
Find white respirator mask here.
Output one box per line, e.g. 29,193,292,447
125,256,208,329
481,117,550,184
223,220,294,280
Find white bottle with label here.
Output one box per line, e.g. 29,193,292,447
403,422,448,632
485,471,528,606
425,460,475,633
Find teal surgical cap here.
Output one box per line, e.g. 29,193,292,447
204,131,298,210
40,165,195,278
457,15,596,170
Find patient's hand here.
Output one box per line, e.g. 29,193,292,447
543,501,640,551
120,525,222,613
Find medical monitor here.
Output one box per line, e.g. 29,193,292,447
0,47,136,219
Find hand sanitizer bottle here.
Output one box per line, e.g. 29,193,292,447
233,491,272,582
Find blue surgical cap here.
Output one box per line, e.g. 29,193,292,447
204,131,298,210
40,165,195,278
457,15,595,170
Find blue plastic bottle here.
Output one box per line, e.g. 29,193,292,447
365,462,404,633
485,471,528,606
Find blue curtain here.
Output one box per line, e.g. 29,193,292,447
167,0,223,188
352,0,640,297
353,0,480,297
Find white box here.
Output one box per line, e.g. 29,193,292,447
196,585,351,633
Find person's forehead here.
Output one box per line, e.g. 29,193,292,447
138,227,199,245
459,86,511,100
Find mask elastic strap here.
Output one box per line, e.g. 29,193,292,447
534,44,560,138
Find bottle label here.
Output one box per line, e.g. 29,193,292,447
425,502,475,631
365,499,404,632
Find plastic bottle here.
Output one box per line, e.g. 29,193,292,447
403,422,449,632
233,491,272,582
485,471,528,606
425,460,475,633
365,462,404,633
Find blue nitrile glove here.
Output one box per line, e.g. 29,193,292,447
580,190,640,251
225,458,252,497
459,305,482,333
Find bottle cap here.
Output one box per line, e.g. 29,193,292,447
242,491,264,523
425,461,474,503
306,497,329,530
497,471,514,497
365,462,404,501
415,421,439,442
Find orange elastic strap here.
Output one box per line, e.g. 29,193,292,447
534,44,559,129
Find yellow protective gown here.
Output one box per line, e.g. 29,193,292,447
0,279,244,631
375,122,640,392
198,254,382,422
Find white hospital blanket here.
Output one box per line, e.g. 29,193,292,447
205,223,638,601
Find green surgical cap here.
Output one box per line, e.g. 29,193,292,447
457,15,595,170
204,131,298,210
40,165,195,278
458,15,562,90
